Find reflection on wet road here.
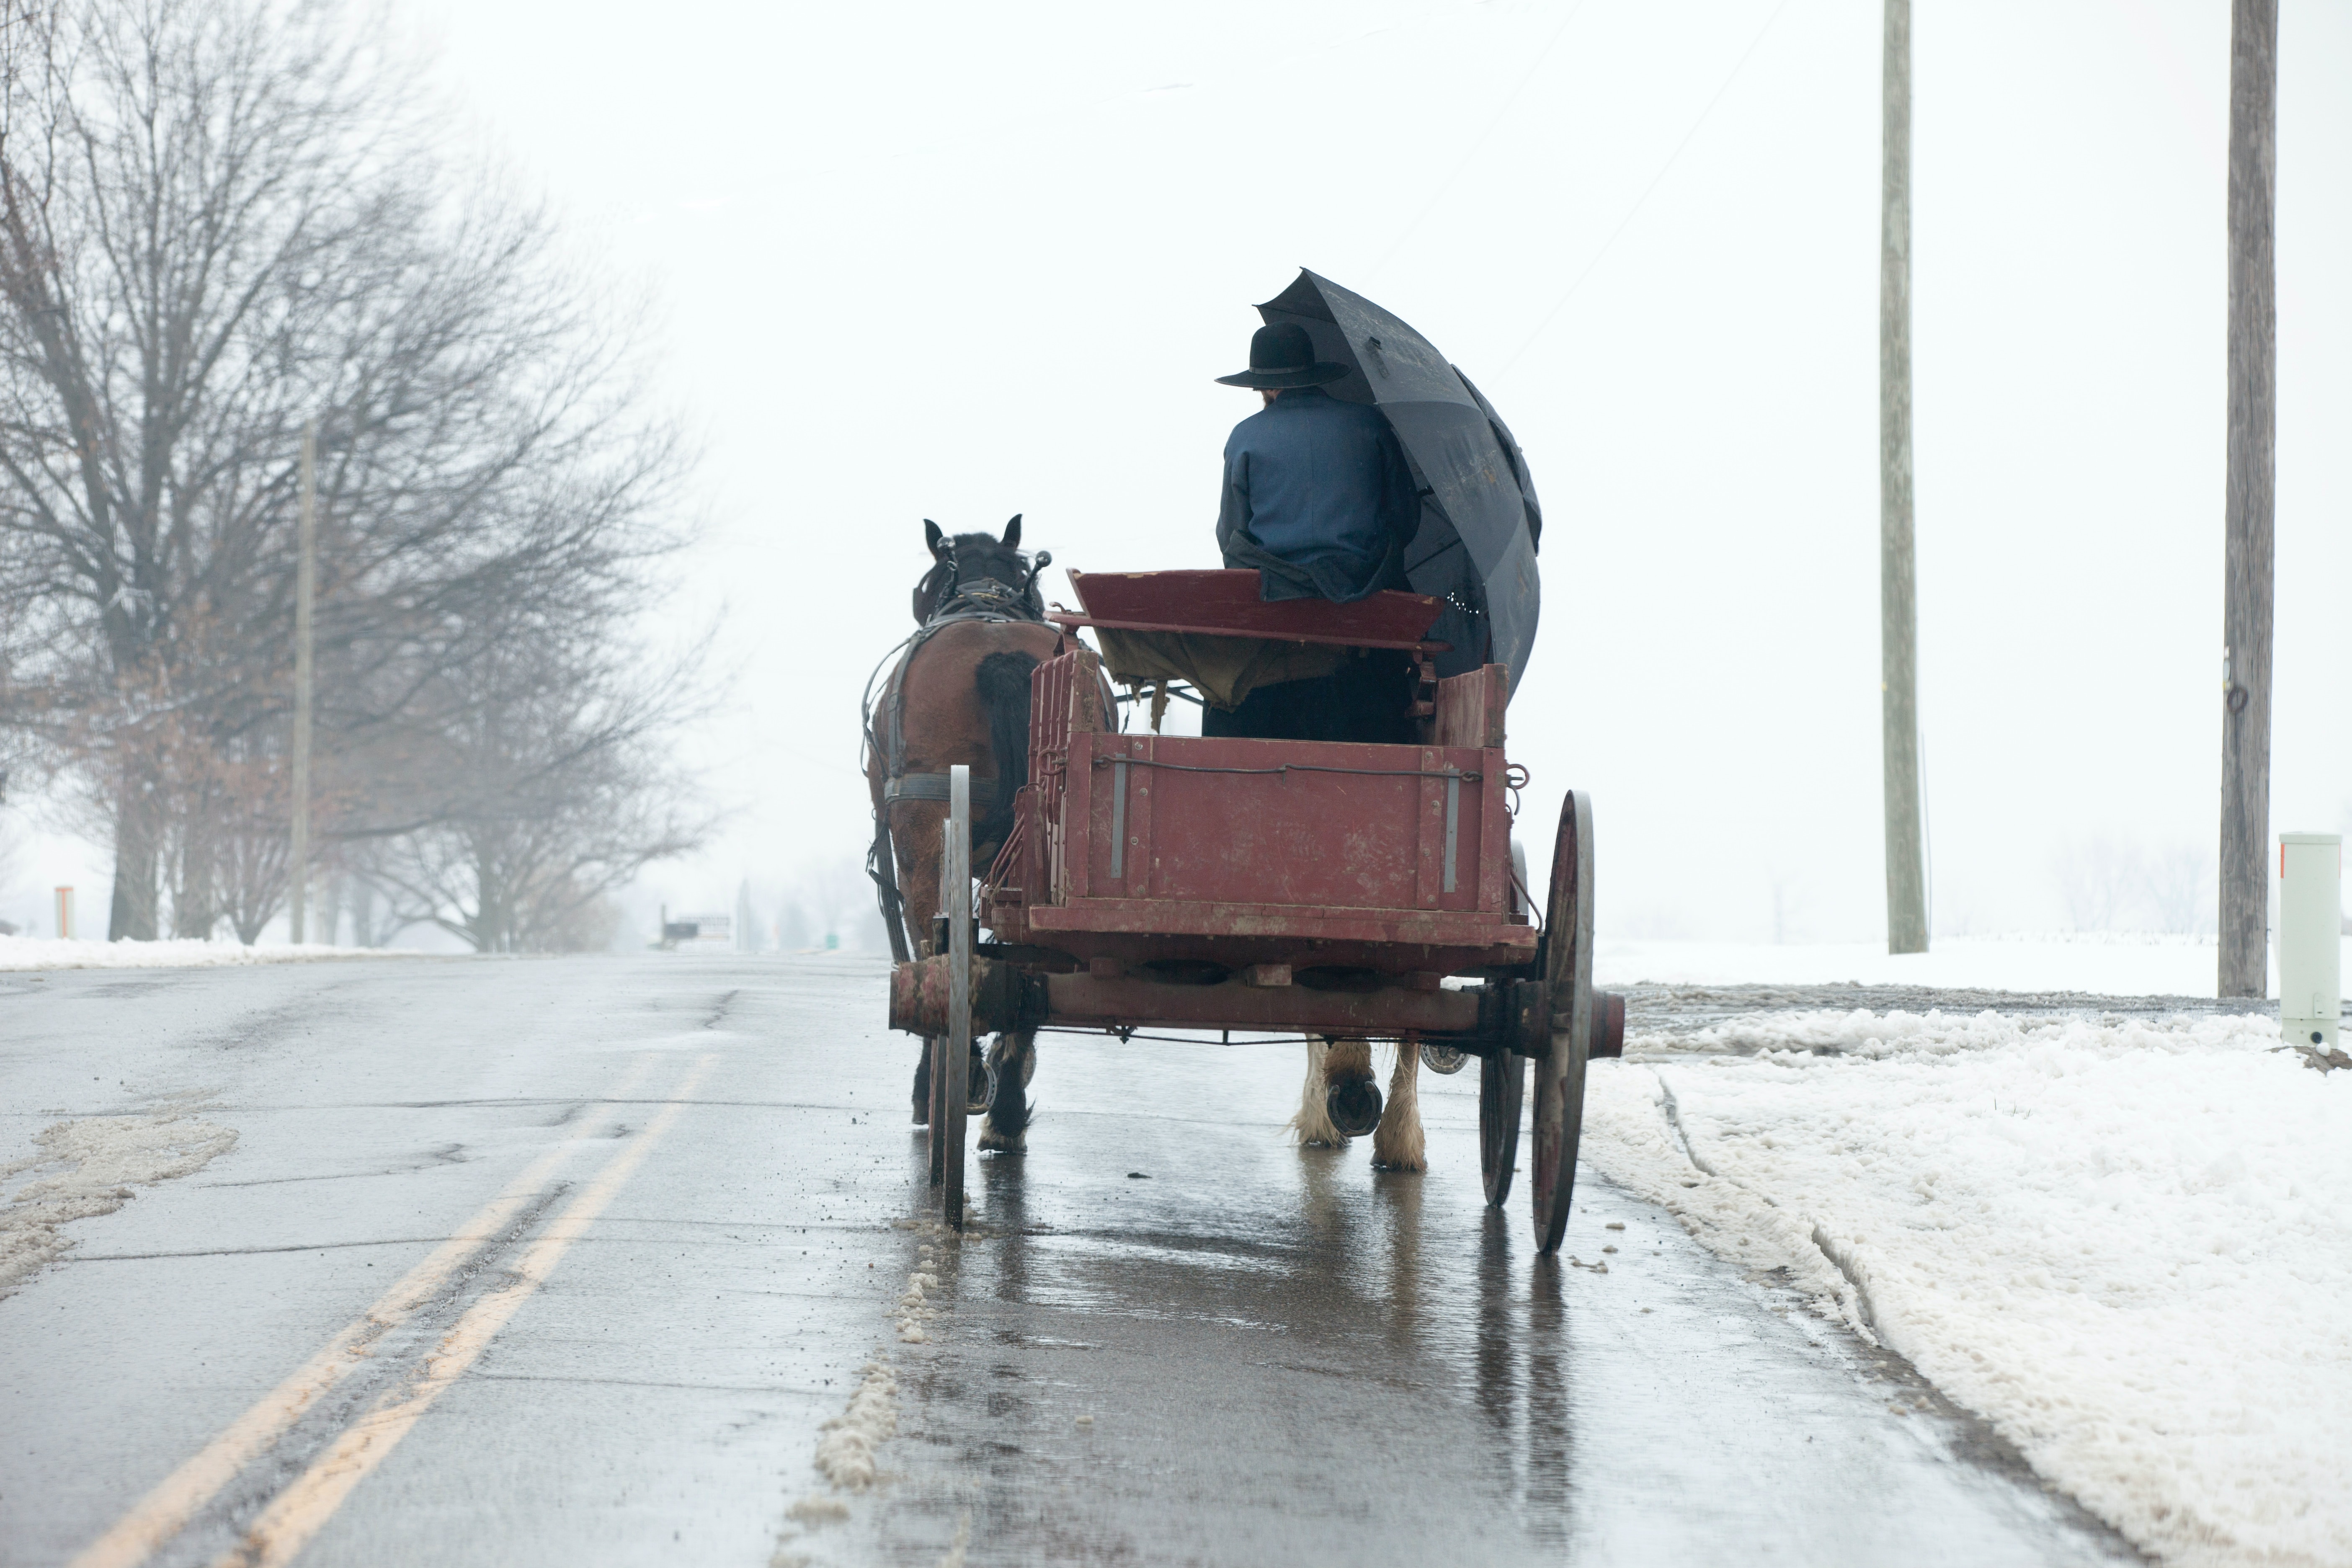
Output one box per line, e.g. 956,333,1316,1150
851,1031,2140,1568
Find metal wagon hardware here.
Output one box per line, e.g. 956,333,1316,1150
890,569,1621,1250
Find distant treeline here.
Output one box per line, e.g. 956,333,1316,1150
0,0,713,950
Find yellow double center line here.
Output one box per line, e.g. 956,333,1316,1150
72,1052,714,1568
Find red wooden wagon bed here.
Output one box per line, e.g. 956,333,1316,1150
889,570,1620,1251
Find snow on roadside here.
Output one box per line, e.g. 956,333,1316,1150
780,1226,956,1556
1580,1008,2352,1568
0,1107,239,1297
811,1358,900,1491
0,935,421,971
1594,933,2351,998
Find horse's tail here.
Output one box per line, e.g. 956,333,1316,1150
973,650,1039,845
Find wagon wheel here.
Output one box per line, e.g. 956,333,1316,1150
926,767,973,1228
1529,790,1594,1254
1480,1048,1524,1207
928,1022,967,1225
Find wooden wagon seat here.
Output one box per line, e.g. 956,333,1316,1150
1051,569,1448,712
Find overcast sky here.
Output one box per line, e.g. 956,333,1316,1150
10,0,2347,950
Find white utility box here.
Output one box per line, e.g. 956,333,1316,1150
2278,832,2342,1051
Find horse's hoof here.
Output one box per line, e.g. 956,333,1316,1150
912,1108,929,1127
977,1135,1025,1157
1327,1078,1383,1138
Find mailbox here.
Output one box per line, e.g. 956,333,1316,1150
2278,832,2342,1051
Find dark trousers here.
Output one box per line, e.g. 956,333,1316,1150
1201,649,1416,745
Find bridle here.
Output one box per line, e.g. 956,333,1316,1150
916,543,1052,626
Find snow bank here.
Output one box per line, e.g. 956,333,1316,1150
0,1109,239,1296
1581,1008,2352,1568
0,935,419,971
1593,933,2349,998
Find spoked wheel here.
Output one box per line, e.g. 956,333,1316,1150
926,766,974,1229
1530,790,1594,1254
1480,1047,1525,1207
927,1026,967,1225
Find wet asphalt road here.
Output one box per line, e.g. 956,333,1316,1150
0,954,2142,1567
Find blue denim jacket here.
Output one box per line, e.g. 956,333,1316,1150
1215,387,1416,603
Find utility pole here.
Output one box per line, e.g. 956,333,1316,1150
2219,0,2277,998
1880,0,1927,955
290,420,317,944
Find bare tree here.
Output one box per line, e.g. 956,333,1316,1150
358,633,714,954
2052,835,2215,935
2052,836,2142,932
2141,844,2214,936
774,895,810,952
0,0,701,941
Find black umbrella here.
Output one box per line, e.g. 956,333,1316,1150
1254,270,1543,694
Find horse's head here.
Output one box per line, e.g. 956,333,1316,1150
912,514,1050,623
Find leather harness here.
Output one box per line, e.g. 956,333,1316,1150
863,575,1049,962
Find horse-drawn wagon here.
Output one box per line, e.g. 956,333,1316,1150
887,567,1624,1251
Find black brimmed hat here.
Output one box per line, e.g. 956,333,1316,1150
1215,322,1349,389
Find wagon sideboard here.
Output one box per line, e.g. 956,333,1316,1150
984,645,1537,978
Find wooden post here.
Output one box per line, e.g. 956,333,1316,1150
2219,0,2277,999
943,765,970,1228
290,421,317,944
1880,0,1927,954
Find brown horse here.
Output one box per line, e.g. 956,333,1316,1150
866,516,1062,1152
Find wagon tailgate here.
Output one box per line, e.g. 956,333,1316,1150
1074,733,1500,917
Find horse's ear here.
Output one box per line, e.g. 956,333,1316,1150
924,519,945,558
1001,514,1022,549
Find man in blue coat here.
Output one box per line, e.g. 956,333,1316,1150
1207,322,1420,743
1214,322,1417,602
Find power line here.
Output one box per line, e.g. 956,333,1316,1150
1499,0,1797,373
1368,0,1591,282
